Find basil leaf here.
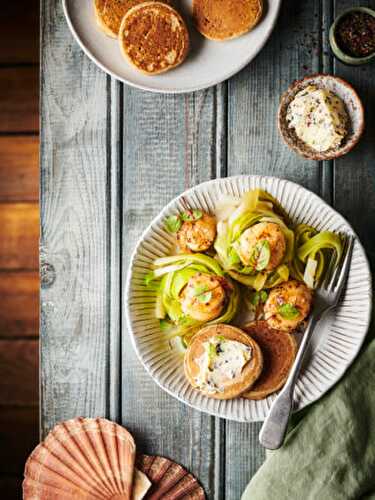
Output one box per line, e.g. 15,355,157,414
254,240,271,271
260,290,268,303
192,209,203,220
165,215,182,233
181,211,193,222
197,291,212,304
278,303,300,320
181,209,203,222
192,284,209,297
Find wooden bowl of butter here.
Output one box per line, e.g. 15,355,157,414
278,74,364,160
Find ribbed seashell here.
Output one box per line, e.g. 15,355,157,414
137,455,206,499
23,417,139,499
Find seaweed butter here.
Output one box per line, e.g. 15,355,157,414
286,85,348,152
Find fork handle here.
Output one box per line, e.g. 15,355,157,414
259,314,320,450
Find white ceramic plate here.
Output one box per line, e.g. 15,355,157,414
125,176,372,422
63,0,281,94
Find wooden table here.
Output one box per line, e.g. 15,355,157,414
40,1,375,498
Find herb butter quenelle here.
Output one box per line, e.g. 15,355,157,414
286,85,348,153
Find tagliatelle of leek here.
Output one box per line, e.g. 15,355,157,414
153,253,224,276
148,189,344,352
291,224,342,288
214,189,294,289
147,253,239,344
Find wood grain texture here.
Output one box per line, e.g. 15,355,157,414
0,340,38,405
0,0,39,64
0,136,39,202
40,1,375,498
0,67,39,133
40,0,113,436
332,0,375,269
224,1,330,497
0,203,39,270
0,271,39,338
0,407,39,475
121,87,224,499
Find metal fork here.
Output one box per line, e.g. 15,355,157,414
259,235,355,450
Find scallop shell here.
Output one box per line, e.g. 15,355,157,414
137,455,206,499
23,417,141,499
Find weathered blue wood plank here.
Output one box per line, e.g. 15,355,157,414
120,87,225,498
40,0,120,434
224,0,330,497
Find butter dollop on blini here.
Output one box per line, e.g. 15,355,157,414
286,85,348,152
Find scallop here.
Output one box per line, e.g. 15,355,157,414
179,272,226,322
177,212,216,252
237,222,286,271
264,279,313,331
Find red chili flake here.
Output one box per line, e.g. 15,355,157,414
335,11,375,58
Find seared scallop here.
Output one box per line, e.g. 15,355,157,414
264,279,312,331
177,212,216,253
237,222,286,271
179,273,225,322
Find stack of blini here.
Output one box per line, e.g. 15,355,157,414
94,0,263,75
23,417,205,499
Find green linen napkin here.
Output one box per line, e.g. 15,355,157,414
242,336,375,500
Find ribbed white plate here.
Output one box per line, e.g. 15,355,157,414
125,176,372,422
62,0,281,94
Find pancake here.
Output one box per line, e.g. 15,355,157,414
94,0,171,38
119,2,190,75
242,321,297,400
184,324,263,400
193,0,263,41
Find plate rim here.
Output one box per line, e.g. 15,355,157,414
62,0,282,94
125,175,372,421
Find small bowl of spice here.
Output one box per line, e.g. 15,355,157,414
278,74,365,160
329,7,375,65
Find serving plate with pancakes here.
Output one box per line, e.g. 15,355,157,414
63,0,281,93
125,176,372,422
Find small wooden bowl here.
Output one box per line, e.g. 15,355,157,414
278,74,365,160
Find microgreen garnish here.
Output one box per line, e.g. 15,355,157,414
249,240,271,271
192,283,212,304
197,291,213,304
192,284,209,296
181,209,203,222
208,342,217,362
165,209,203,232
216,335,226,342
251,290,268,306
278,303,300,320
165,215,182,233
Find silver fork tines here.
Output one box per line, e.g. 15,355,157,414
259,234,354,450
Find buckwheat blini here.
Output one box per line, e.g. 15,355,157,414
94,0,171,38
193,0,263,41
119,2,190,75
